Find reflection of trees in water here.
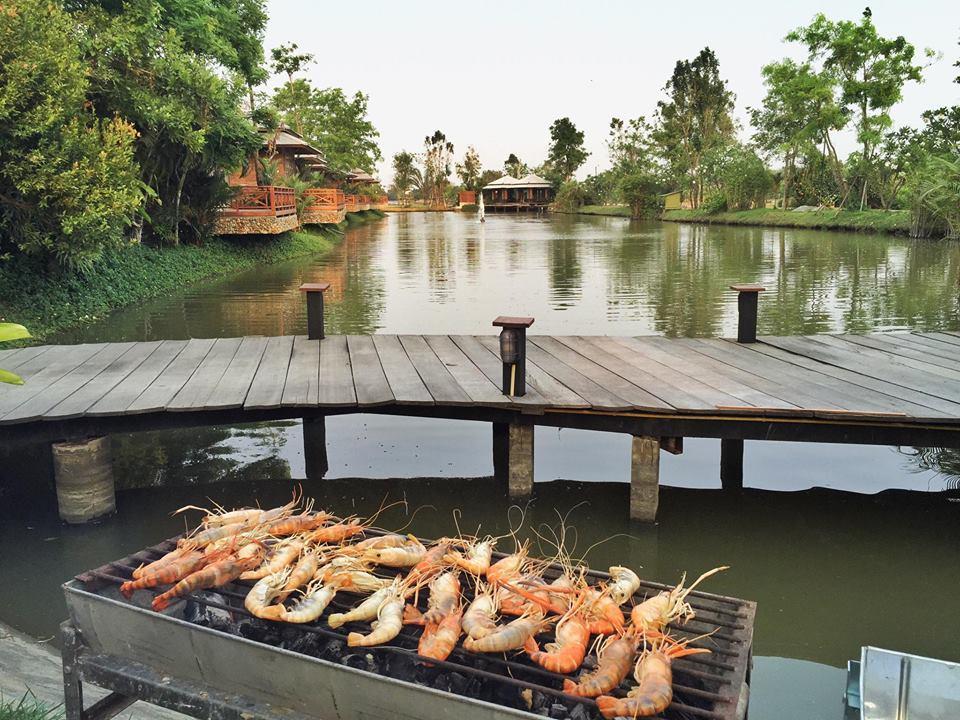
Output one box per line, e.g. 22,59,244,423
600,220,960,337
324,224,386,334
112,422,294,489
900,446,960,490
547,234,582,307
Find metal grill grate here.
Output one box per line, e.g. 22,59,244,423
71,536,755,720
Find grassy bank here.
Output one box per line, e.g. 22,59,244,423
552,205,633,218
0,216,377,342
0,694,62,720
662,208,912,234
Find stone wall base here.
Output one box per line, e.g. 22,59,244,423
303,208,347,225
214,214,300,235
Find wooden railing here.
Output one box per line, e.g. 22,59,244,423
359,195,370,205
222,186,297,217
304,188,345,211
344,194,358,208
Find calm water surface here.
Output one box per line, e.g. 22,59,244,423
4,213,960,719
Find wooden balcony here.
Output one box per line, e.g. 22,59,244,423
215,185,299,235
303,188,347,225
221,186,297,218
344,194,359,212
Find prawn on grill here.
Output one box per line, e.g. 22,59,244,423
562,630,641,697
121,550,207,597
630,566,728,634
152,543,264,611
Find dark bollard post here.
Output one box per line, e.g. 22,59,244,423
730,284,766,343
300,282,330,340
493,316,534,397
720,438,744,491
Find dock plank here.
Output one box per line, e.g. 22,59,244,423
372,335,433,405
746,340,960,417
282,336,320,407
2,343,136,423
830,333,960,375
46,341,163,419
89,340,188,416
203,336,268,410
244,336,295,410
530,337,673,412
423,335,507,406
318,336,356,406
0,346,53,371
523,341,632,411
347,335,394,407
167,337,243,411
127,338,216,414
397,335,472,406
764,335,960,405
0,344,105,418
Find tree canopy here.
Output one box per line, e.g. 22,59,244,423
547,117,589,181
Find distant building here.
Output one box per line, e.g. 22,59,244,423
227,126,327,187
458,190,476,206
481,174,554,211
662,191,693,210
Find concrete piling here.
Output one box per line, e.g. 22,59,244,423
630,435,660,522
52,437,116,524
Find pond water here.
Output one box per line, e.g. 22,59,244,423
3,213,960,719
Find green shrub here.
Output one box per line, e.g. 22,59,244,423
700,193,729,215
460,204,478,212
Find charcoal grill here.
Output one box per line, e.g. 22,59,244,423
63,535,755,720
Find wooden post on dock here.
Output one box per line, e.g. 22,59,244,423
730,284,766,343
630,435,660,522
300,283,330,340
303,416,329,479
493,316,534,397
720,438,744,491
52,437,116,524
506,423,534,496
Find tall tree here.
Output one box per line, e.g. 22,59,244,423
607,117,664,218
269,43,314,134
391,150,420,206
423,131,454,207
547,117,589,181
503,153,527,178
0,0,142,268
81,0,261,246
749,59,848,207
272,83,381,174
456,146,482,191
787,8,926,208
654,47,736,207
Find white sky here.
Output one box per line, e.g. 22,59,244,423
264,1,959,183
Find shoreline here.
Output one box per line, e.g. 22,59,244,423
661,208,913,235
0,211,383,344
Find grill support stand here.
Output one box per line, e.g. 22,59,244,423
630,435,660,522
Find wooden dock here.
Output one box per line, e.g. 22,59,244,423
5,331,960,521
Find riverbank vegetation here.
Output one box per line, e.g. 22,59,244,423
0,694,62,720
0,0,383,271
0,225,345,342
384,9,956,239
662,208,912,234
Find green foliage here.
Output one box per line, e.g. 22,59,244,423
663,207,911,234
907,154,960,238
0,693,63,720
546,117,589,181
269,42,314,82
654,47,736,207
0,322,30,385
272,81,381,174
617,170,663,218
460,204,478,212
503,153,527,178
787,8,926,209
698,192,728,215
580,171,618,205
552,181,588,211
0,0,143,269
422,130,454,207
456,146,482,191
390,150,421,205
703,144,773,210
0,227,348,341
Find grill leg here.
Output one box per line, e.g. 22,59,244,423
630,436,660,522
62,622,84,720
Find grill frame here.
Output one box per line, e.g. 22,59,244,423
64,537,755,720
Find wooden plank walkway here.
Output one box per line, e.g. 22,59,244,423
5,332,960,442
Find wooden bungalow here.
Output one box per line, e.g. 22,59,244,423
218,126,343,234
481,174,554,211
